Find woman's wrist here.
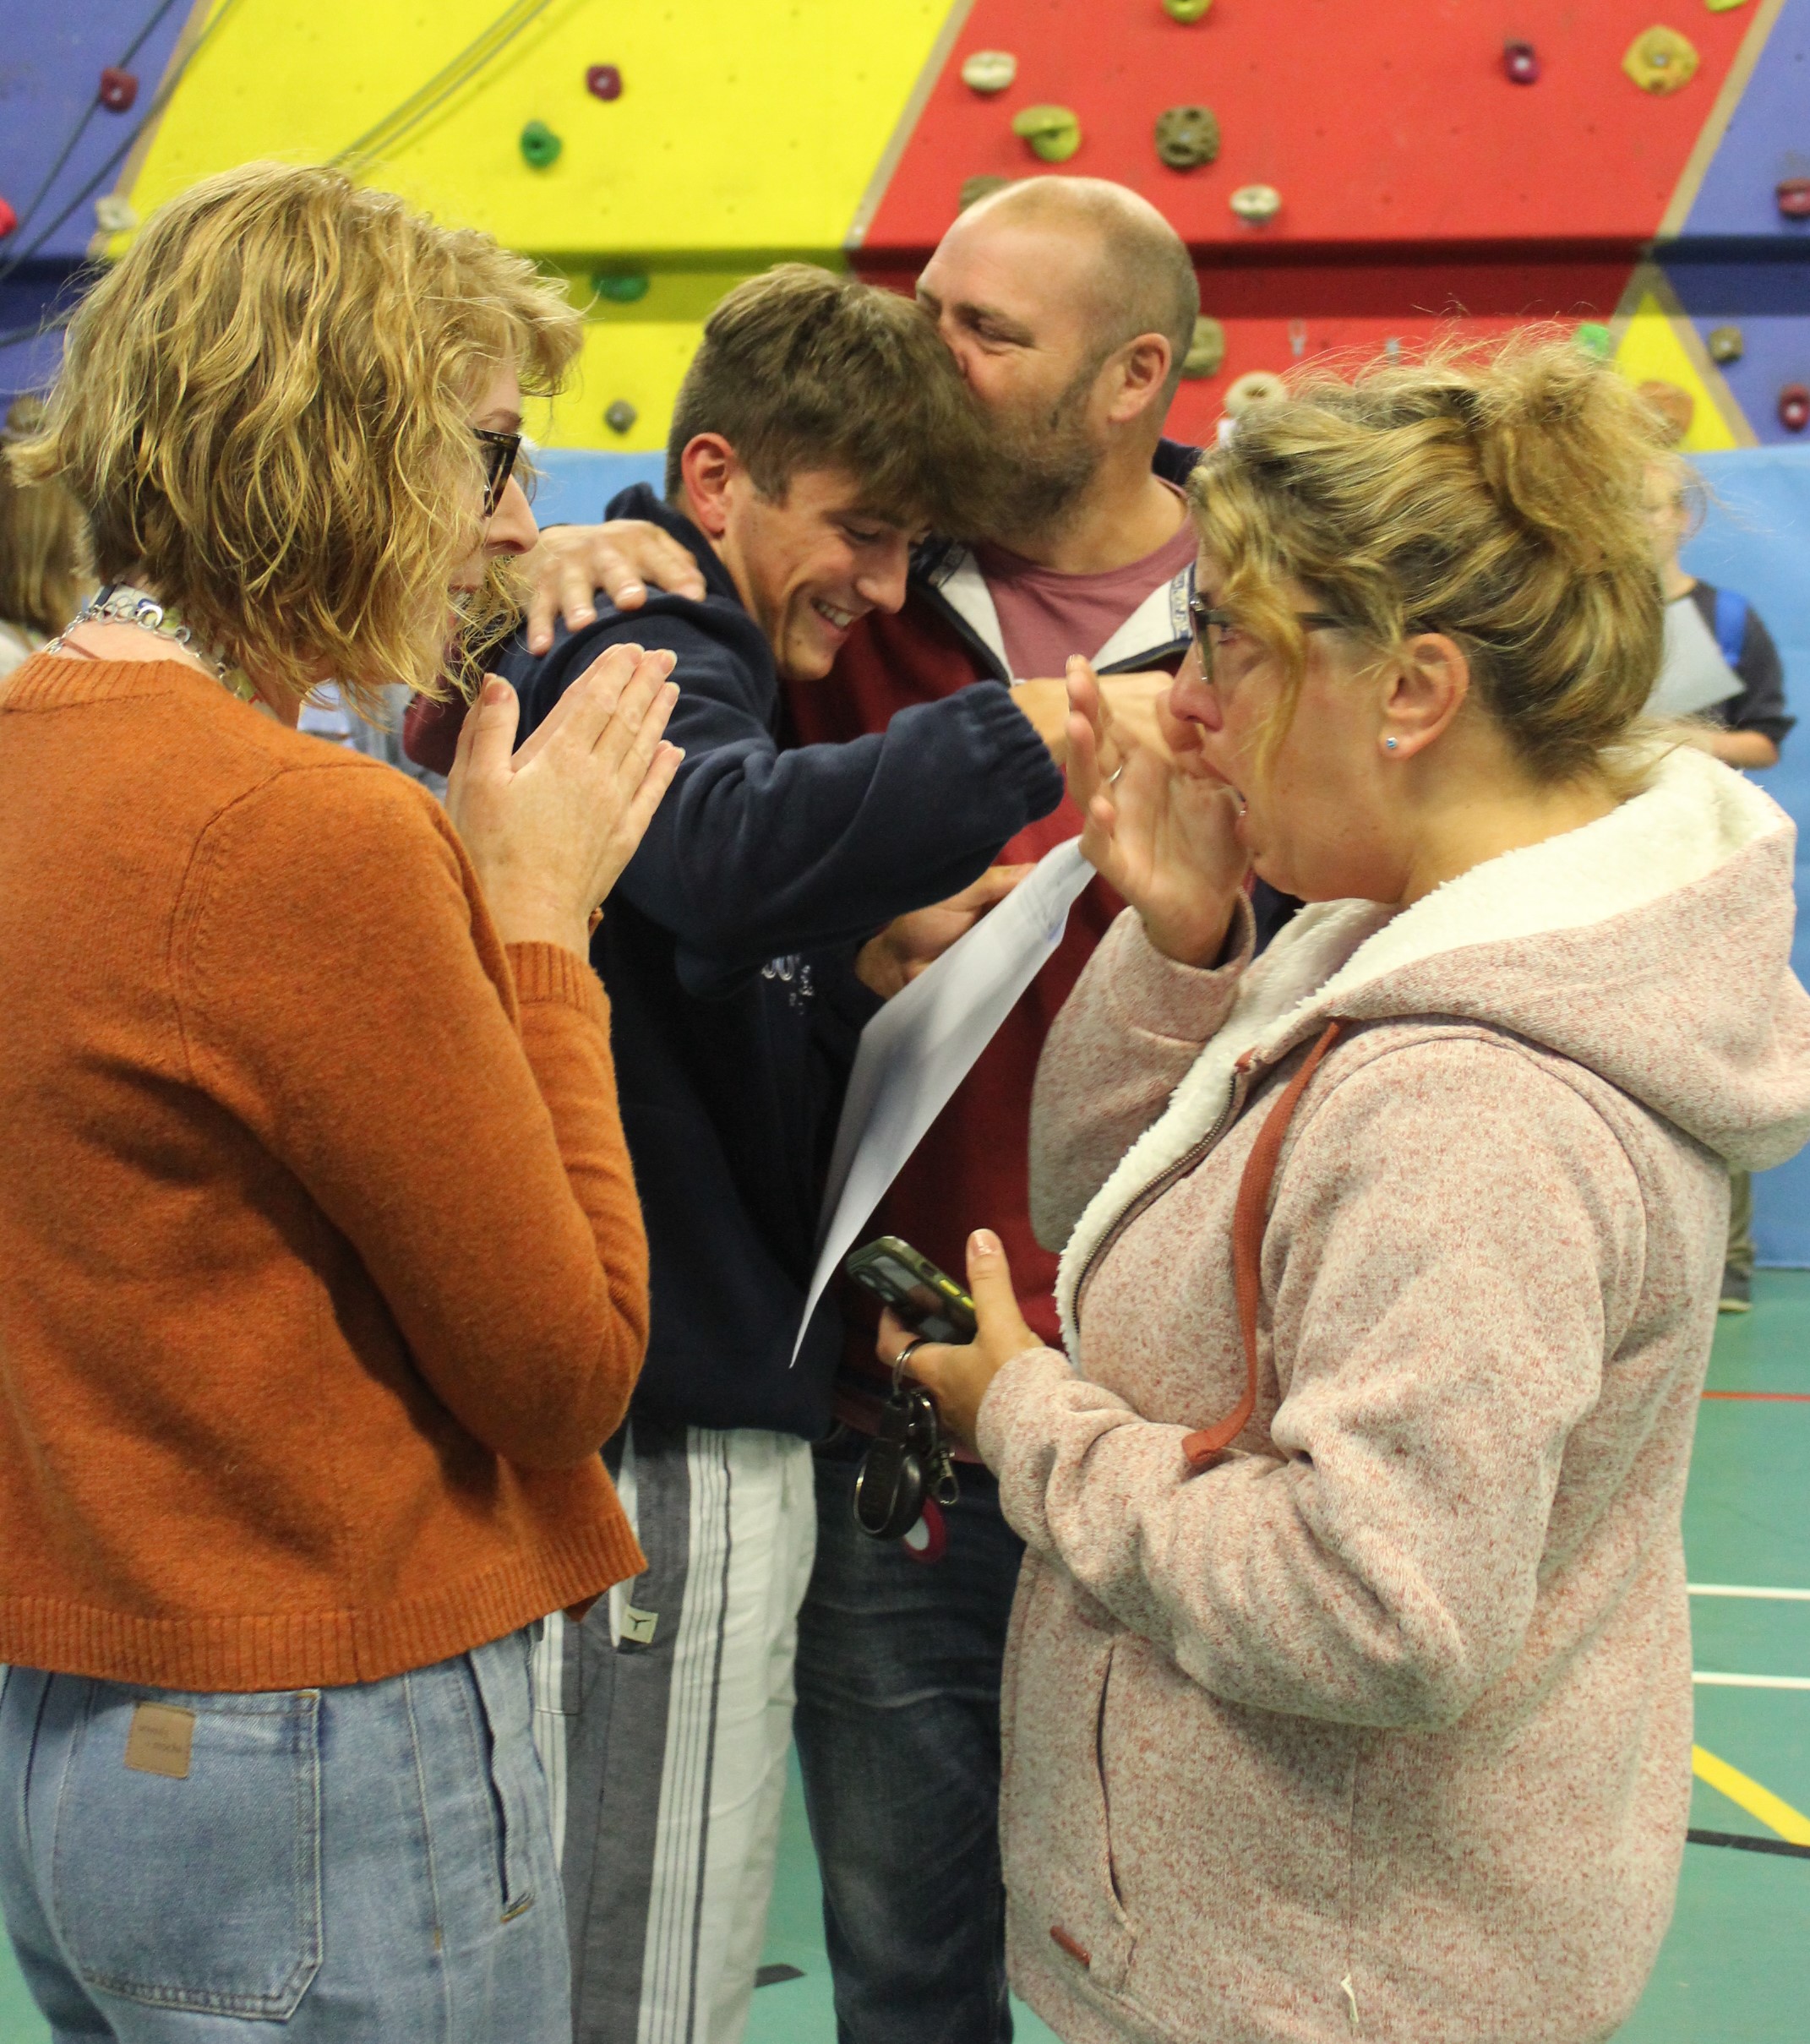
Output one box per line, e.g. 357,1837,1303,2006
1139,896,1239,969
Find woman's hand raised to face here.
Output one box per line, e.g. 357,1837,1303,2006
1066,654,1250,968
447,643,683,954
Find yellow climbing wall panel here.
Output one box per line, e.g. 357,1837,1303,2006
121,0,957,446
1613,294,1743,454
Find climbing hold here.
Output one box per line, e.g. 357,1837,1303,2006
1229,183,1281,225
519,121,562,170
0,198,15,240
1180,316,1225,379
959,174,1013,211
1707,325,1744,364
97,66,139,113
94,193,136,234
1224,370,1285,417
960,51,1017,94
1574,322,1613,359
1154,106,1220,172
1502,41,1540,84
1011,106,1081,163
585,64,623,101
1704,0,1749,10
593,272,650,303
1638,379,1695,444
1622,27,1698,95
604,400,638,435
1163,0,1213,19
1777,178,1810,221
1288,318,1308,360
1780,384,1810,433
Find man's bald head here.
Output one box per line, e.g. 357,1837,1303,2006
962,177,1199,400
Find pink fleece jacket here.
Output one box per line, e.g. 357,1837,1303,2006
979,747,1810,2044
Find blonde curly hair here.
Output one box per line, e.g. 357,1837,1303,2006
1189,335,1669,784
10,161,581,710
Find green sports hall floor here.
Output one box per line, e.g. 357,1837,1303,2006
5,1275,1808,2042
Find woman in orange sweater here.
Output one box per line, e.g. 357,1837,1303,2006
0,164,679,2041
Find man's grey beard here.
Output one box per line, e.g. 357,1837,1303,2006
979,360,1105,544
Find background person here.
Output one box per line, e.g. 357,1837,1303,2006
895,339,1810,2044
1643,450,1793,1312
485,264,1068,2044
0,162,679,2043
0,395,90,678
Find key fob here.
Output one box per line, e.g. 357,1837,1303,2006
853,1386,940,1541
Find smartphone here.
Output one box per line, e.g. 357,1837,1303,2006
844,1235,978,1344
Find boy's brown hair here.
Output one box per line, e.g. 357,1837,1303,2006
666,264,994,535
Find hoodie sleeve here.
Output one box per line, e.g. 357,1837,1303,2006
1029,900,1253,1251
509,606,1065,989
980,1033,1649,1731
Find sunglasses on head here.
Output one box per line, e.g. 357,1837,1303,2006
1186,596,1344,683
475,428,522,519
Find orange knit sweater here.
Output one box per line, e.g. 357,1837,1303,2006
0,655,649,1691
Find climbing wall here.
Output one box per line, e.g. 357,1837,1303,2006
4,0,1805,456
858,0,1804,451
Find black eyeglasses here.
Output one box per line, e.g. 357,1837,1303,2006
1188,597,1344,683
475,428,522,519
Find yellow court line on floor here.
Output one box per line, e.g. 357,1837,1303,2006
1693,1745,1810,1845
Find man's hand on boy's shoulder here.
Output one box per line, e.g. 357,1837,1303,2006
523,521,708,655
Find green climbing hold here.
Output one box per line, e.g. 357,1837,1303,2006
520,121,563,170
593,272,650,304
1574,322,1613,360
1180,315,1226,379
1164,0,1213,19
1011,106,1082,164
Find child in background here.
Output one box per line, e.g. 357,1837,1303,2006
1643,426,1793,1311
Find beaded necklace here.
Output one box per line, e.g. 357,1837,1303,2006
46,583,260,706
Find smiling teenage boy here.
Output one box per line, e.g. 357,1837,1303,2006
487,265,1066,2044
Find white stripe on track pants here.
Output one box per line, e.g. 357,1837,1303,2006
531,1420,817,2044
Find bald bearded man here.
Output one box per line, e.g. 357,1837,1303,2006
787,180,1295,2044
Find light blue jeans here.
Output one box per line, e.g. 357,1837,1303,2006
0,1632,570,2041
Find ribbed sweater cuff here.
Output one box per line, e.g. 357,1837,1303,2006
1100,893,1253,1044
505,940,611,1027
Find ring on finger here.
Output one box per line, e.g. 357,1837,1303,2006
891,1336,932,1388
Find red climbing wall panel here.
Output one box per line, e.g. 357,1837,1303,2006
855,0,1762,444
863,0,1757,256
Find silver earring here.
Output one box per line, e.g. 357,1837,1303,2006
1384,738,1399,751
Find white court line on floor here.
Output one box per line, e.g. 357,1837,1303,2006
1689,1584,1810,1600
1693,1672,1810,1690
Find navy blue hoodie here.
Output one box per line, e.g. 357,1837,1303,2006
499,486,1065,1438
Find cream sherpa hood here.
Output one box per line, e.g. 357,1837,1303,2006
1056,744,1810,1348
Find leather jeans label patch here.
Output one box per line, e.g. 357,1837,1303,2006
124,1703,195,1779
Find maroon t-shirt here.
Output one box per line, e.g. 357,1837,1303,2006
976,509,1197,681
785,553,1189,1423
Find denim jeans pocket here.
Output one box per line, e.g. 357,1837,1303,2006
466,1635,542,1922
51,1682,323,2018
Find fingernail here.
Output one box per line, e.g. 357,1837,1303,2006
972,1229,1000,1256
619,585,641,598
575,606,595,624
483,679,511,706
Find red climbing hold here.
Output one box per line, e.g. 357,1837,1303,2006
585,64,623,101
1502,41,1540,84
0,197,16,240
1777,179,1810,221
98,67,139,113
1779,384,1810,434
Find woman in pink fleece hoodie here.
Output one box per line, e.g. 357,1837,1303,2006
888,341,1810,2044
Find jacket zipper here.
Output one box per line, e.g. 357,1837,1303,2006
1072,1067,1248,1329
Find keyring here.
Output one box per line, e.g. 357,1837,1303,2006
891,1336,932,1391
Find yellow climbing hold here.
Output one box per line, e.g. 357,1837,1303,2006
1703,0,1749,13
1623,26,1700,94
1164,0,1213,20
1011,105,1082,163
